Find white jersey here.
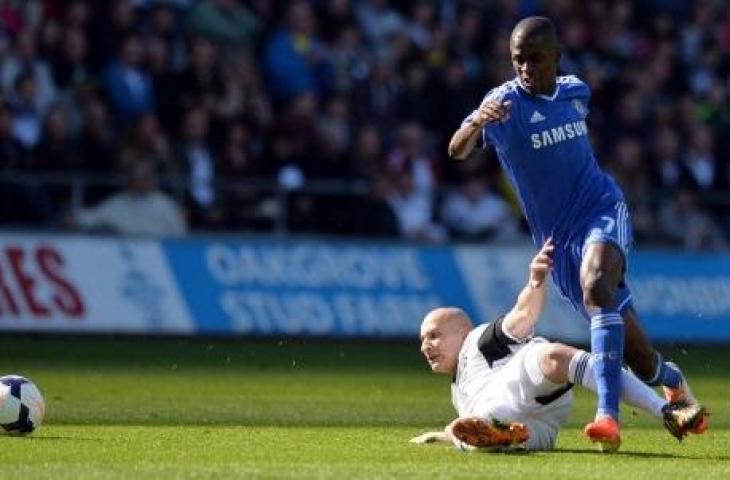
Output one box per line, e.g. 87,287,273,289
451,323,526,416
451,319,573,450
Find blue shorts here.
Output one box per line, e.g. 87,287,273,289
551,201,634,321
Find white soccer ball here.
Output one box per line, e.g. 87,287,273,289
0,375,45,435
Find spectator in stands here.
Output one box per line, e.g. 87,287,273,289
386,122,436,199
349,173,399,238
32,105,80,173
350,124,383,180
218,121,262,179
355,0,405,55
77,96,118,203
387,168,445,243
217,120,273,231
312,96,352,177
176,105,222,228
0,0,728,247
351,59,401,132
145,34,178,128
1,30,57,114
682,124,723,191
102,34,154,122
119,113,177,191
175,36,223,115
151,4,186,62
651,127,686,195
0,98,23,169
65,0,91,34
440,176,519,242
7,71,46,151
91,0,139,68
609,136,655,244
0,95,55,225
329,24,369,94
404,1,436,52
397,61,433,124
700,81,730,152
38,18,63,72
657,186,727,250
51,28,90,95
0,1,29,38
78,96,115,173
185,0,260,52
70,159,187,237
278,92,321,176
430,60,477,142
215,52,272,128
263,1,334,103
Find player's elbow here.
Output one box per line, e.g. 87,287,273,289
502,310,531,341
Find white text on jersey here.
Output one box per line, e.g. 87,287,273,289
530,120,588,149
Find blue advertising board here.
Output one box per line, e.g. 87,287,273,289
1,232,726,341
627,251,730,342
164,239,730,342
164,239,478,336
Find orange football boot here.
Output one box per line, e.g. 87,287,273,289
584,416,621,452
662,402,710,441
448,417,529,450
661,368,708,434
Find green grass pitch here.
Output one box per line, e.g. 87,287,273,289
0,336,727,479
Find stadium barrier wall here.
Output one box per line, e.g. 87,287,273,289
0,233,728,343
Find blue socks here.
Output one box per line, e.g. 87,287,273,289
646,351,683,388
590,309,624,420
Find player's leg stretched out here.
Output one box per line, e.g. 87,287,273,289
567,350,708,442
445,343,708,453
623,310,709,433
580,242,626,451
576,207,708,450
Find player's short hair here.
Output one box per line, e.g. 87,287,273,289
511,16,558,47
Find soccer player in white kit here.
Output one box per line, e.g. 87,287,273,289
411,240,707,451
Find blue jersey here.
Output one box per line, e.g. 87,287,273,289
464,75,623,246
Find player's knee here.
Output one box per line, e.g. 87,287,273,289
538,344,570,383
581,246,623,310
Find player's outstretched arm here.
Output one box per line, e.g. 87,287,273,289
448,99,511,159
411,417,530,450
502,238,554,340
409,427,451,444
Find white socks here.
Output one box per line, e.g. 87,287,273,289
568,350,666,418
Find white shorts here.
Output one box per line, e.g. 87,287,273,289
475,339,573,451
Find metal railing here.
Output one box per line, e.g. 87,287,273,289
0,170,372,235
2,170,730,243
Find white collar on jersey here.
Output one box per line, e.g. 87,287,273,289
515,76,560,101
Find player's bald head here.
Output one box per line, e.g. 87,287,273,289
510,16,558,49
420,307,473,374
421,307,472,335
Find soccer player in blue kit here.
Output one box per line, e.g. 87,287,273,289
448,16,708,451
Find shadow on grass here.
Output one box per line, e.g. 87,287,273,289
47,419,440,428
553,448,730,461
0,436,101,441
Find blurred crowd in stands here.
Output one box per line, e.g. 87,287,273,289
0,0,728,248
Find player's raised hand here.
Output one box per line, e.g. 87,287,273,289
471,100,512,127
529,237,554,288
